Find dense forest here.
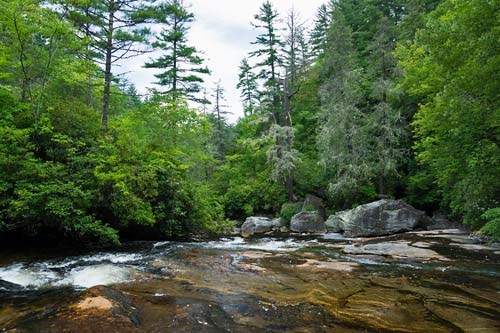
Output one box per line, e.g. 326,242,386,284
0,0,498,247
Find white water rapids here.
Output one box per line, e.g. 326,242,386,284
1,233,498,291
0,236,326,290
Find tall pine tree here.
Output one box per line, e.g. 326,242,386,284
236,58,259,117
61,0,155,127
249,0,283,123
144,0,209,103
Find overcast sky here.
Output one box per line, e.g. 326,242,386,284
120,0,326,122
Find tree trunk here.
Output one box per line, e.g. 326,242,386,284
284,76,294,202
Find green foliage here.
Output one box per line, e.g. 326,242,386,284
1,0,498,248
237,58,259,116
480,208,500,240
144,0,209,102
214,116,286,220
279,202,302,223
397,0,500,226
249,0,284,117
317,7,371,200
266,124,300,184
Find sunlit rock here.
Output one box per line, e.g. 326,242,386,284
326,199,427,237
240,217,284,237
343,241,449,261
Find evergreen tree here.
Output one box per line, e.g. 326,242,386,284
60,0,155,127
317,6,370,200
210,80,231,160
366,15,406,195
144,0,209,103
310,2,333,58
266,122,299,202
249,0,284,123
236,58,259,117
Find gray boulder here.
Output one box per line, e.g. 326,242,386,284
241,217,283,237
302,194,326,218
325,210,350,233
426,212,463,231
290,211,326,233
326,199,426,237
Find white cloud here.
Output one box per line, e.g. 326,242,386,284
121,0,326,123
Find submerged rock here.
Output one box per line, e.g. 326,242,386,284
290,211,326,233
326,199,427,237
240,217,283,237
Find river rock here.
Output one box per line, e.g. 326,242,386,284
290,211,326,233
301,194,326,217
241,217,283,237
0,279,22,292
425,212,463,231
326,199,426,237
325,209,349,233
343,242,448,261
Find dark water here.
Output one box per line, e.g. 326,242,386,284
1,230,500,332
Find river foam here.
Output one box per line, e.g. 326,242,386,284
57,264,131,288
0,252,141,290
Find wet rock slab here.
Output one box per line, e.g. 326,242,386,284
2,230,500,333
343,241,449,261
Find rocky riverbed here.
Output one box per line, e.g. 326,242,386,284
1,229,499,332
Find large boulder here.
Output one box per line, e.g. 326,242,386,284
326,199,426,237
290,211,326,233
425,212,463,231
301,194,326,218
325,210,350,233
241,217,283,237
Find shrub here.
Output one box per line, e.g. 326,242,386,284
480,208,500,240
279,202,302,223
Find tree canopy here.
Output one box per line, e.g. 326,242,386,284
0,0,498,246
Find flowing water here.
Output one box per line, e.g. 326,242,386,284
1,230,499,332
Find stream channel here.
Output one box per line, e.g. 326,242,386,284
1,229,499,332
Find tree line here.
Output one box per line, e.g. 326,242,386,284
0,0,498,247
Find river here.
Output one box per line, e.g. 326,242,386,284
1,230,499,332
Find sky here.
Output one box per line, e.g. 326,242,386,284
120,0,326,123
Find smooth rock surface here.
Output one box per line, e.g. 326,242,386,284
325,210,350,233
1,231,500,333
326,199,426,237
241,216,283,237
343,242,448,261
301,194,326,217
290,211,326,233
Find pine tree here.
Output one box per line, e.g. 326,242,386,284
61,0,155,127
210,80,231,160
249,0,284,123
236,58,259,117
310,2,333,58
282,8,310,89
144,0,209,103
